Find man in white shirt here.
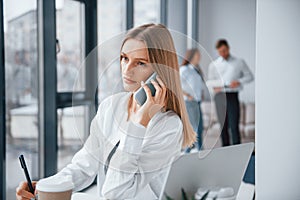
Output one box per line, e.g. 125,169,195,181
208,39,254,146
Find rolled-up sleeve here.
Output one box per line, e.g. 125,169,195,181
238,60,254,85
101,114,183,199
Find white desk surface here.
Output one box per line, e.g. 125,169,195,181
71,193,105,200
71,182,254,200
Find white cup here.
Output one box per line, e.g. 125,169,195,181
36,175,74,200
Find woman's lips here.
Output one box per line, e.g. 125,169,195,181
123,77,137,84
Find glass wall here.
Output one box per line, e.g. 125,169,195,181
57,106,88,170
4,0,38,199
56,0,88,170
56,0,85,92
97,0,126,101
134,0,160,26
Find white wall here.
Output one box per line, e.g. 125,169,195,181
167,0,188,61
256,0,300,199
198,0,256,102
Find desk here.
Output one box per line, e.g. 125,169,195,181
72,193,105,200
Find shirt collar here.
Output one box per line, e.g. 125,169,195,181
220,54,232,62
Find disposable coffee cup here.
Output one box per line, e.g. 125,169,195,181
36,175,74,200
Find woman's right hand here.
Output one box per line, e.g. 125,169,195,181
131,76,167,127
16,181,37,200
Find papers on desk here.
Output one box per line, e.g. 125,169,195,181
194,187,235,200
72,192,105,200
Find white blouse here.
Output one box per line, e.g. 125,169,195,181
51,91,183,199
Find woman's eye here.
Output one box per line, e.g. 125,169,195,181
137,61,146,66
121,56,129,62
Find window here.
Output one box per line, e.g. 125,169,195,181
56,0,85,92
97,0,126,101
4,0,38,199
57,106,88,170
1,0,98,198
56,0,89,170
134,0,160,26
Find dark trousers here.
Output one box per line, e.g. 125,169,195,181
214,92,240,146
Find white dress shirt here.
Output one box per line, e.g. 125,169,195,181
48,91,183,199
208,55,254,92
180,64,203,101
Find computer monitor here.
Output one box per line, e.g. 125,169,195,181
159,143,254,200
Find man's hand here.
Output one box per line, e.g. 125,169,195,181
213,87,223,93
230,80,240,88
16,181,37,200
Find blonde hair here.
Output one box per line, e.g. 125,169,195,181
120,23,196,148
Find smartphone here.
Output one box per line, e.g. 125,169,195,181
134,72,157,106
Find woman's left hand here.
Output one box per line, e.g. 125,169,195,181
131,76,167,127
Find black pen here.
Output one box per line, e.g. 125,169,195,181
19,155,35,194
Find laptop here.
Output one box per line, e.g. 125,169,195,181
159,143,254,200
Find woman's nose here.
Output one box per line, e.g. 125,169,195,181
123,61,136,73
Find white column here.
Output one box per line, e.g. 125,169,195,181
256,0,300,199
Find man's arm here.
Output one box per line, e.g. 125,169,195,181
238,60,254,85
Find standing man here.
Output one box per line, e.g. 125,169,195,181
208,39,254,146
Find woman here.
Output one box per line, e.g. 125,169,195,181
16,23,196,200
180,48,204,153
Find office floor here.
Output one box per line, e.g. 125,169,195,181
6,138,81,200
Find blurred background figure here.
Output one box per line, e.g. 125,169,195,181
208,39,254,146
180,48,204,153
